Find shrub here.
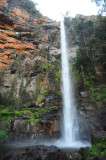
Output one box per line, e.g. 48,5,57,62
0,130,8,141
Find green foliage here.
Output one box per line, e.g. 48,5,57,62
0,131,8,141
91,0,106,14
89,84,106,103
64,11,72,28
73,137,106,159
55,71,61,83
65,15,106,86
84,144,106,159
92,136,106,144
73,152,80,156
56,91,62,95
73,50,94,74
37,59,61,90
0,102,59,126
84,138,106,159
27,118,39,123
42,62,55,71
41,89,47,94
1,108,13,115
55,71,61,77
39,95,43,100
19,0,41,16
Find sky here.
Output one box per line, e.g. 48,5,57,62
33,0,99,21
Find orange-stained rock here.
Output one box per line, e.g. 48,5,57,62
24,51,32,56
0,32,8,41
33,17,38,24
0,54,11,69
0,24,5,29
4,55,8,59
4,24,13,31
0,50,13,57
13,24,18,29
0,40,4,43
35,56,44,61
7,37,18,43
0,0,50,70
0,44,4,49
0,0,2,6
39,34,49,41
0,32,17,43
49,122,55,135
0,63,6,68
13,7,30,21
4,42,35,50
0,23,13,30
4,30,15,36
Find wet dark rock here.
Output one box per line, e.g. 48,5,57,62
0,145,68,160
92,157,106,160
53,53,61,59
0,14,14,26
65,151,82,160
43,24,55,30
103,124,106,131
71,155,82,160
78,147,89,157
78,101,106,139
24,103,37,108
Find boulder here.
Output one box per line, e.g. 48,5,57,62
0,145,68,160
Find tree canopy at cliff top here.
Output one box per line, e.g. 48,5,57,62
92,0,106,14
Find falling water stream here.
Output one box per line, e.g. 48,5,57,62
61,19,78,145
55,19,91,148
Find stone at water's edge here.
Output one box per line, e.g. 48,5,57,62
0,145,68,160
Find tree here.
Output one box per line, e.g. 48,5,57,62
65,14,106,78
92,0,106,14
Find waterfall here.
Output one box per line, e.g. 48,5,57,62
61,18,80,146
55,19,91,148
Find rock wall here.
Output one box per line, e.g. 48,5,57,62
2,108,62,142
0,0,60,100
0,0,62,141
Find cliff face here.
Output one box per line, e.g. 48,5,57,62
0,0,61,102
0,0,105,143
0,0,62,141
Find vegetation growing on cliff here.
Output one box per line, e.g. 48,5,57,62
19,0,41,16
65,15,106,98
7,0,41,16
0,50,62,126
0,131,8,142
72,137,106,159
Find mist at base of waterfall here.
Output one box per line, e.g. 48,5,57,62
54,139,91,149
2,140,90,155
0,138,91,156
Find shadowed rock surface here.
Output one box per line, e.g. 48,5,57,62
0,145,68,160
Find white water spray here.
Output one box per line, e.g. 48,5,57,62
61,19,75,143
56,19,91,148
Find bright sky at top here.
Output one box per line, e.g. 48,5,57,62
33,0,98,21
